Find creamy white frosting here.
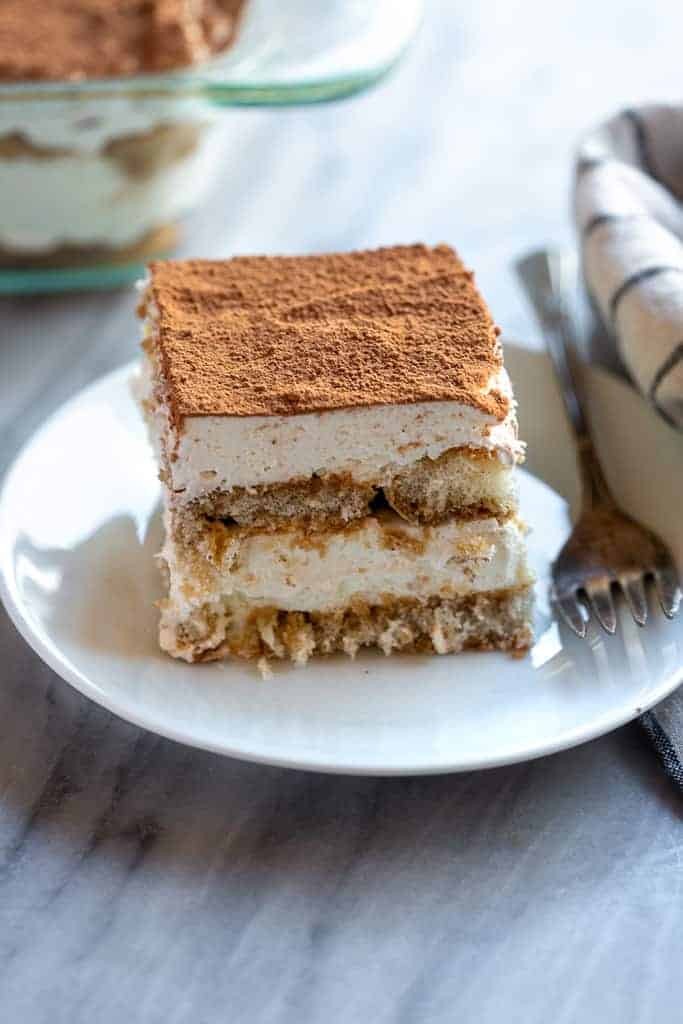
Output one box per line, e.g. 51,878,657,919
159,512,532,654
0,92,224,251
1,147,202,250
0,120,224,251
139,347,523,503
0,95,213,152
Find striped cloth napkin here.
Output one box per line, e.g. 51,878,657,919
575,104,683,792
575,104,683,430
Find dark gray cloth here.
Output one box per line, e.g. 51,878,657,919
640,694,683,791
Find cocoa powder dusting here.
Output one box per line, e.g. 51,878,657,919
146,244,510,423
0,0,244,82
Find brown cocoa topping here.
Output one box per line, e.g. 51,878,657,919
146,244,510,423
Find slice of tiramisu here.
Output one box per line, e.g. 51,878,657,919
138,244,534,667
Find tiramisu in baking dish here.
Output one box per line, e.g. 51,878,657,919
0,1,244,271
138,244,534,669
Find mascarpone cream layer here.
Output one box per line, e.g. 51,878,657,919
161,512,533,629
140,353,523,504
0,96,213,153
0,128,221,251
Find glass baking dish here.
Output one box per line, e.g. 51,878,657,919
0,0,423,295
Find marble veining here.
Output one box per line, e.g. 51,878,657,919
1,2,683,1021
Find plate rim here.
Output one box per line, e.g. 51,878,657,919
1,357,682,776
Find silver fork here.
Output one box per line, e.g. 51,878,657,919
516,248,681,638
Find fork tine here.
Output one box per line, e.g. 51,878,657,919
553,592,587,638
586,583,617,634
654,563,682,618
621,574,648,627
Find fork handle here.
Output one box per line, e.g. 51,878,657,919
515,248,615,509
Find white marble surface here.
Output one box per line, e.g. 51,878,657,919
1,2,682,1021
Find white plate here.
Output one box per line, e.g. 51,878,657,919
1,346,681,775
